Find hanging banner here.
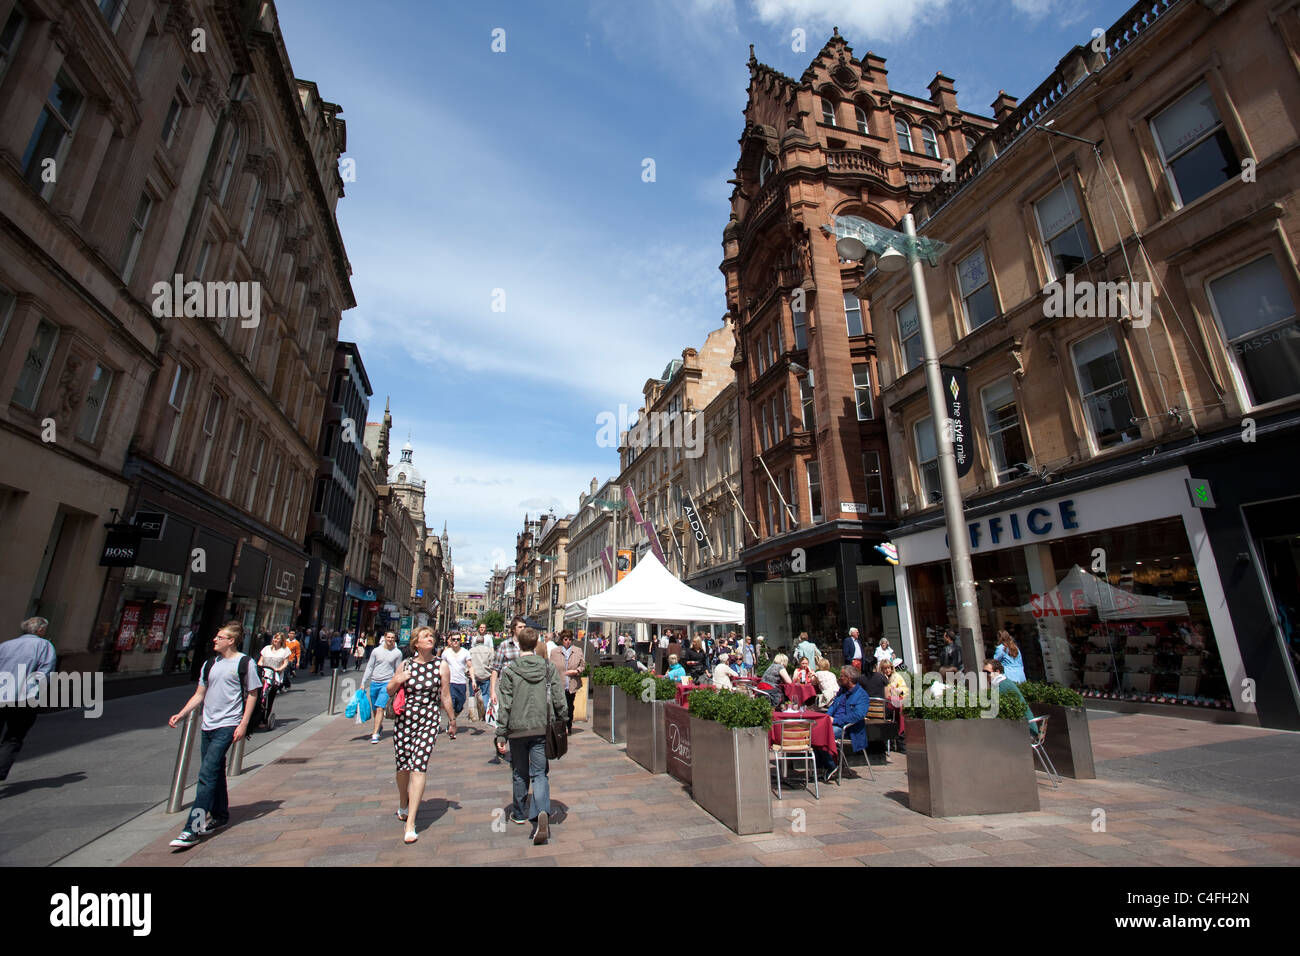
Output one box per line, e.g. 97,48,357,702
616,549,633,582
624,485,667,565
681,491,714,556
116,601,144,650
940,365,974,479
145,604,171,651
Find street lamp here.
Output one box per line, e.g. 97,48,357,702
824,213,986,671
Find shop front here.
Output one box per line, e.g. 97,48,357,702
259,544,306,637
343,579,379,637
229,543,267,649
742,526,896,660
893,466,1251,719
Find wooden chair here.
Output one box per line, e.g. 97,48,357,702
1028,716,1060,788
769,719,819,798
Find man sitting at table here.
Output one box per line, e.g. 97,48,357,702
819,666,870,774
712,653,740,691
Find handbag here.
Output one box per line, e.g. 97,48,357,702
385,685,406,719
544,661,568,760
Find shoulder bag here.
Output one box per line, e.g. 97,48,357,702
543,661,568,760
384,661,408,719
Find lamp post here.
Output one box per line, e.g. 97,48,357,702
825,213,986,671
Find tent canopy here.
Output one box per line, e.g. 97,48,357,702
1022,564,1189,620
563,554,745,625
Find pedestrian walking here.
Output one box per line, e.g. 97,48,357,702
389,626,454,844
363,632,404,743
469,633,494,719
312,628,328,675
284,630,301,689
495,628,566,845
329,630,344,671
441,634,472,732
167,621,261,847
489,617,526,710
342,629,354,668
0,617,57,781
256,632,292,719
549,629,585,733
351,631,366,670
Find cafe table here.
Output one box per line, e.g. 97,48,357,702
675,682,717,708
768,708,837,757
783,682,818,707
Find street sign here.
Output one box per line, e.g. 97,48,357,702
132,511,167,540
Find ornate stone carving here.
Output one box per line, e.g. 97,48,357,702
164,0,196,38
55,354,84,429
1008,341,1025,380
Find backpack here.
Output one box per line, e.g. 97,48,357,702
202,653,264,730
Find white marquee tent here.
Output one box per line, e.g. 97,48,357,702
563,553,745,626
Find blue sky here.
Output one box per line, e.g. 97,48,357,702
275,0,1137,589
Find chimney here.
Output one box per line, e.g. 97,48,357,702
991,90,1020,123
862,51,888,88
928,72,958,113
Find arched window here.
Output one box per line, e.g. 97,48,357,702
216,128,240,204
759,153,774,186
821,98,837,127
921,125,940,159
964,133,977,153
895,117,912,153
855,105,869,135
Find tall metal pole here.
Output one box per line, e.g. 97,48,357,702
903,213,985,671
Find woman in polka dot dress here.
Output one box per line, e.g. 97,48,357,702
388,626,454,844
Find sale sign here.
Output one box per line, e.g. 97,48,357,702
145,604,171,651
116,601,144,650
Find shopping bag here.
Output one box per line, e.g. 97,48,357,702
484,698,498,728
344,691,358,719
356,688,373,723
465,694,481,722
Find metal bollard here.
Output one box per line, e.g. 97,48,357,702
328,668,340,715
227,732,246,777
167,710,199,813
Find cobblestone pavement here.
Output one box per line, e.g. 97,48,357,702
101,709,1300,867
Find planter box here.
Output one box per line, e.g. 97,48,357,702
624,695,669,774
1032,703,1096,779
906,718,1040,817
665,703,692,784
591,685,618,743
688,715,772,835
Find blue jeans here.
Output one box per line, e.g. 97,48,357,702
508,736,550,822
450,683,467,716
475,680,491,715
190,725,236,831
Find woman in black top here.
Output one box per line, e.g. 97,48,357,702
684,637,707,680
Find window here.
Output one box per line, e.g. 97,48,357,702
245,435,265,510
194,240,212,281
216,128,240,204
161,96,182,146
281,471,295,528
800,375,815,432
264,455,280,522
1034,183,1092,280
313,477,326,513
862,451,886,515
964,133,977,153
770,394,783,443
224,417,245,498
853,364,874,420
760,405,770,450
12,318,59,410
759,153,774,186
895,118,912,153
766,485,778,537
956,247,998,331
75,364,112,443
120,191,152,282
855,105,869,135
196,391,222,485
844,292,864,337
792,301,807,349
163,363,190,465
982,378,1027,483
781,388,790,436
920,125,940,158
240,176,261,245
0,286,16,347
180,64,193,89
821,98,836,127
1151,82,1238,207
766,328,775,367
22,72,83,194
897,299,923,371
1071,330,1141,449
914,418,941,502
99,0,127,30
807,461,823,523
1207,255,1300,407
0,5,27,84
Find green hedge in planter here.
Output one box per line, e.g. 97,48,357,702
687,688,772,730
610,669,676,702
1019,681,1084,707
589,667,622,687
903,677,1028,722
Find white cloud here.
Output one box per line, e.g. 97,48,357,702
1009,0,1055,19
749,0,952,42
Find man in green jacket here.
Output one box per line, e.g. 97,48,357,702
495,628,567,845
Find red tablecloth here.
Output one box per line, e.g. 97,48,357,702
769,710,837,757
784,682,817,706
676,683,716,708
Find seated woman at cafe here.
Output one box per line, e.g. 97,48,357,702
712,653,740,690
760,653,794,706
684,637,707,681
792,657,815,684
665,653,687,683
813,657,839,708
879,659,909,707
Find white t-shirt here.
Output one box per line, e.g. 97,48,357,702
442,647,472,685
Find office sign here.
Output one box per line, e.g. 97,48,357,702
941,365,974,479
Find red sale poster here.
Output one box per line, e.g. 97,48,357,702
116,601,144,650
145,604,171,651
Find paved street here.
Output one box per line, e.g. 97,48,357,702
38,706,1300,868
0,664,357,866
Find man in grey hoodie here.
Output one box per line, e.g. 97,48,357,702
494,628,567,845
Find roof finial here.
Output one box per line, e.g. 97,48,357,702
748,43,756,66
832,25,839,37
